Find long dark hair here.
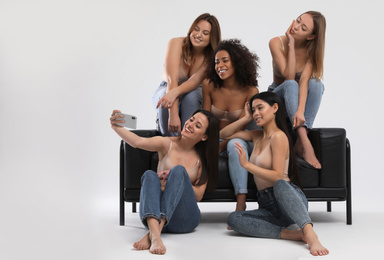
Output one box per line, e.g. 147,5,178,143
249,92,300,187
191,109,219,191
206,38,259,88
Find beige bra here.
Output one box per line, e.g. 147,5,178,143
211,105,242,122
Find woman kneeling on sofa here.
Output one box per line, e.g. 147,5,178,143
220,92,329,256
110,109,219,255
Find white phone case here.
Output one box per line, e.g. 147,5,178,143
116,113,137,129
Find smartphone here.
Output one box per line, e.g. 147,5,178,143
116,113,137,129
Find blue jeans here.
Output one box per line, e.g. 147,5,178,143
227,180,312,238
139,165,201,233
152,81,202,136
268,79,324,129
227,138,253,195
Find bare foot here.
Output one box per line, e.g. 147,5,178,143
280,229,303,241
302,146,322,169
303,226,329,256
295,128,321,169
149,231,166,255
133,232,151,250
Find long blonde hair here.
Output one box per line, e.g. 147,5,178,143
303,11,326,80
182,13,221,66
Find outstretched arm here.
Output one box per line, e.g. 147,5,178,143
110,110,166,152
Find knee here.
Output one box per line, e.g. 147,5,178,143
141,170,158,183
273,179,290,195
227,138,246,156
308,79,324,95
227,139,237,154
169,165,188,179
227,211,240,229
284,80,299,92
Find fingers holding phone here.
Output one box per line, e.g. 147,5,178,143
110,111,137,129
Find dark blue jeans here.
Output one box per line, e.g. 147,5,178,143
227,180,312,238
139,165,201,233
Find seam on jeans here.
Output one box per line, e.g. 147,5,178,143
160,213,169,227
141,214,161,227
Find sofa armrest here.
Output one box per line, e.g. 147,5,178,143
121,129,160,191
309,128,347,188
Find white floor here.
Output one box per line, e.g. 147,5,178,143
2,199,380,260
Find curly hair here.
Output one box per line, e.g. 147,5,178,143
206,39,260,88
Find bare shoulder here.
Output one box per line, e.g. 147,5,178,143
168,37,184,47
202,79,214,89
270,131,289,145
169,37,185,45
269,35,285,49
246,85,259,98
155,136,173,157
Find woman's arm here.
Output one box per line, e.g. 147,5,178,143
293,61,313,128
110,110,166,152
235,131,289,182
157,38,207,110
220,102,254,141
202,79,213,111
269,21,296,80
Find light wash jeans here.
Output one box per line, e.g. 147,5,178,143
226,120,259,196
227,180,312,238
268,79,324,129
227,138,253,195
152,81,202,136
139,165,201,233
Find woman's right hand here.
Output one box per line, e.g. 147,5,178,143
285,20,295,46
156,88,179,109
110,110,124,128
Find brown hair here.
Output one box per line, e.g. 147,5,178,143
302,11,326,80
182,13,221,66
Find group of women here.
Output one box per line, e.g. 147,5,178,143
110,11,329,256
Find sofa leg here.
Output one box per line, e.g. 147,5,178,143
327,201,332,212
120,200,125,226
132,202,137,213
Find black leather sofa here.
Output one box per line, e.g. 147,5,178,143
119,128,351,225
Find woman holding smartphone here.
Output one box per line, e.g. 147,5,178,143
110,109,219,255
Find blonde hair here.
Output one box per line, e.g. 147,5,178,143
303,11,326,80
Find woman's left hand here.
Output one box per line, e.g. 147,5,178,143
293,110,305,128
156,89,179,109
157,170,170,181
234,141,249,169
157,170,169,191
244,101,253,121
